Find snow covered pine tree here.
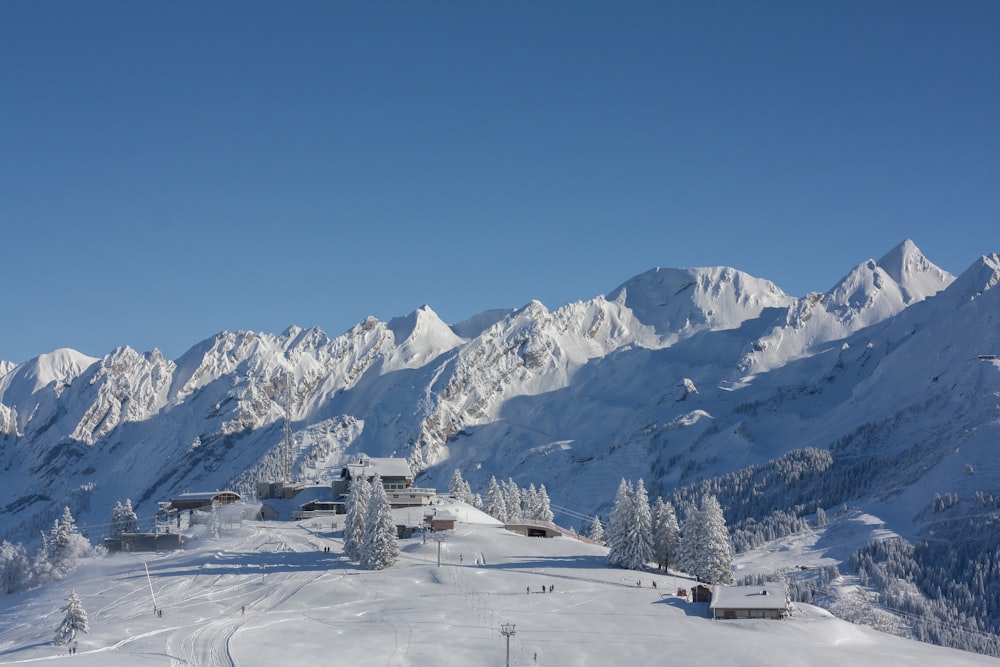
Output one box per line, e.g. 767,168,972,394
624,479,655,570
652,497,680,571
484,476,508,523
678,495,734,584
47,507,91,580
54,589,88,646
343,475,372,562
360,474,399,570
536,485,554,523
607,479,654,570
449,469,475,505
0,540,31,595
587,516,605,544
108,499,138,540
606,479,633,568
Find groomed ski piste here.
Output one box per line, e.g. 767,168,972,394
0,498,993,666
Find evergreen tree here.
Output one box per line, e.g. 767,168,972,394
504,478,521,521
678,501,703,580
678,495,734,584
484,476,507,522
587,516,605,543
33,532,54,585
108,501,125,540
606,479,633,568
121,499,138,534
449,469,474,504
48,507,90,579
620,479,654,570
699,495,734,584
0,540,31,595
54,590,88,645
536,485,554,523
525,484,540,519
652,498,680,571
343,476,372,562
108,499,139,540
449,469,465,497
360,474,399,570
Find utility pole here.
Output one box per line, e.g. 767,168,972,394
433,532,446,567
144,562,158,615
500,623,516,667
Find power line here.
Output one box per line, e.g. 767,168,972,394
550,503,596,523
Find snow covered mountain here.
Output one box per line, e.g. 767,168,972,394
0,240,995,557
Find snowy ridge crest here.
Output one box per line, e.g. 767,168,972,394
0,239,996,554
71,347,175,444
739,241,953,375
607,266,793,344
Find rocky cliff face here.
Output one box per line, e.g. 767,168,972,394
2,240,997,545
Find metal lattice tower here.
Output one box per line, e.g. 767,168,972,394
500,623,516,667
283,371,294,483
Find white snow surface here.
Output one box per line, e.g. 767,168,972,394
0,499,992,667
0,239,996,559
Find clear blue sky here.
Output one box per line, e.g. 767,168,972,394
2,1,997,363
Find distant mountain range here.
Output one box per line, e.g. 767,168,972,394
2,239,998,549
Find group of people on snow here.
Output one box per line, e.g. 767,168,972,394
527,584,555,594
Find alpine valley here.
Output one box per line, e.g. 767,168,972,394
2,239,1000,649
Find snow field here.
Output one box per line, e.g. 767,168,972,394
0,506,996,666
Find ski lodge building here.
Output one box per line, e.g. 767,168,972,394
709,584,789,620
331,456,437,509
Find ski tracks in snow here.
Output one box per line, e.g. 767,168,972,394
167,613,243,667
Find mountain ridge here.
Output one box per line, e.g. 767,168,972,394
0,240,996,556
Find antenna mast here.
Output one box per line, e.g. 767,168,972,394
283,370,294,483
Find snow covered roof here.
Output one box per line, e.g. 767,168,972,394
710,584,788,610
347,457,413,480
168,491,244,510
173,491,242,502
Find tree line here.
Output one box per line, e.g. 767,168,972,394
0,506,93,598
468,470,735,585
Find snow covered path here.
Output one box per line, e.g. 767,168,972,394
0,518,996,666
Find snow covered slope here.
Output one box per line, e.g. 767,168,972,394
0,240,993,558
0,504,993,666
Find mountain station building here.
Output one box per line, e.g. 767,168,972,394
331,456,436,509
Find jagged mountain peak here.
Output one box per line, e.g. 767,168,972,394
384,305,465,370
279,325,331,354
516,299,551,318
69,345,177,444
875,239,954,304
607,265,792,342
3,239,999,587
825,259,899,311
387,305,449,343
823,241,954,324
941,252,1000,303
740,242,955,376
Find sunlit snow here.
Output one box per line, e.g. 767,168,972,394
0,499,992,666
